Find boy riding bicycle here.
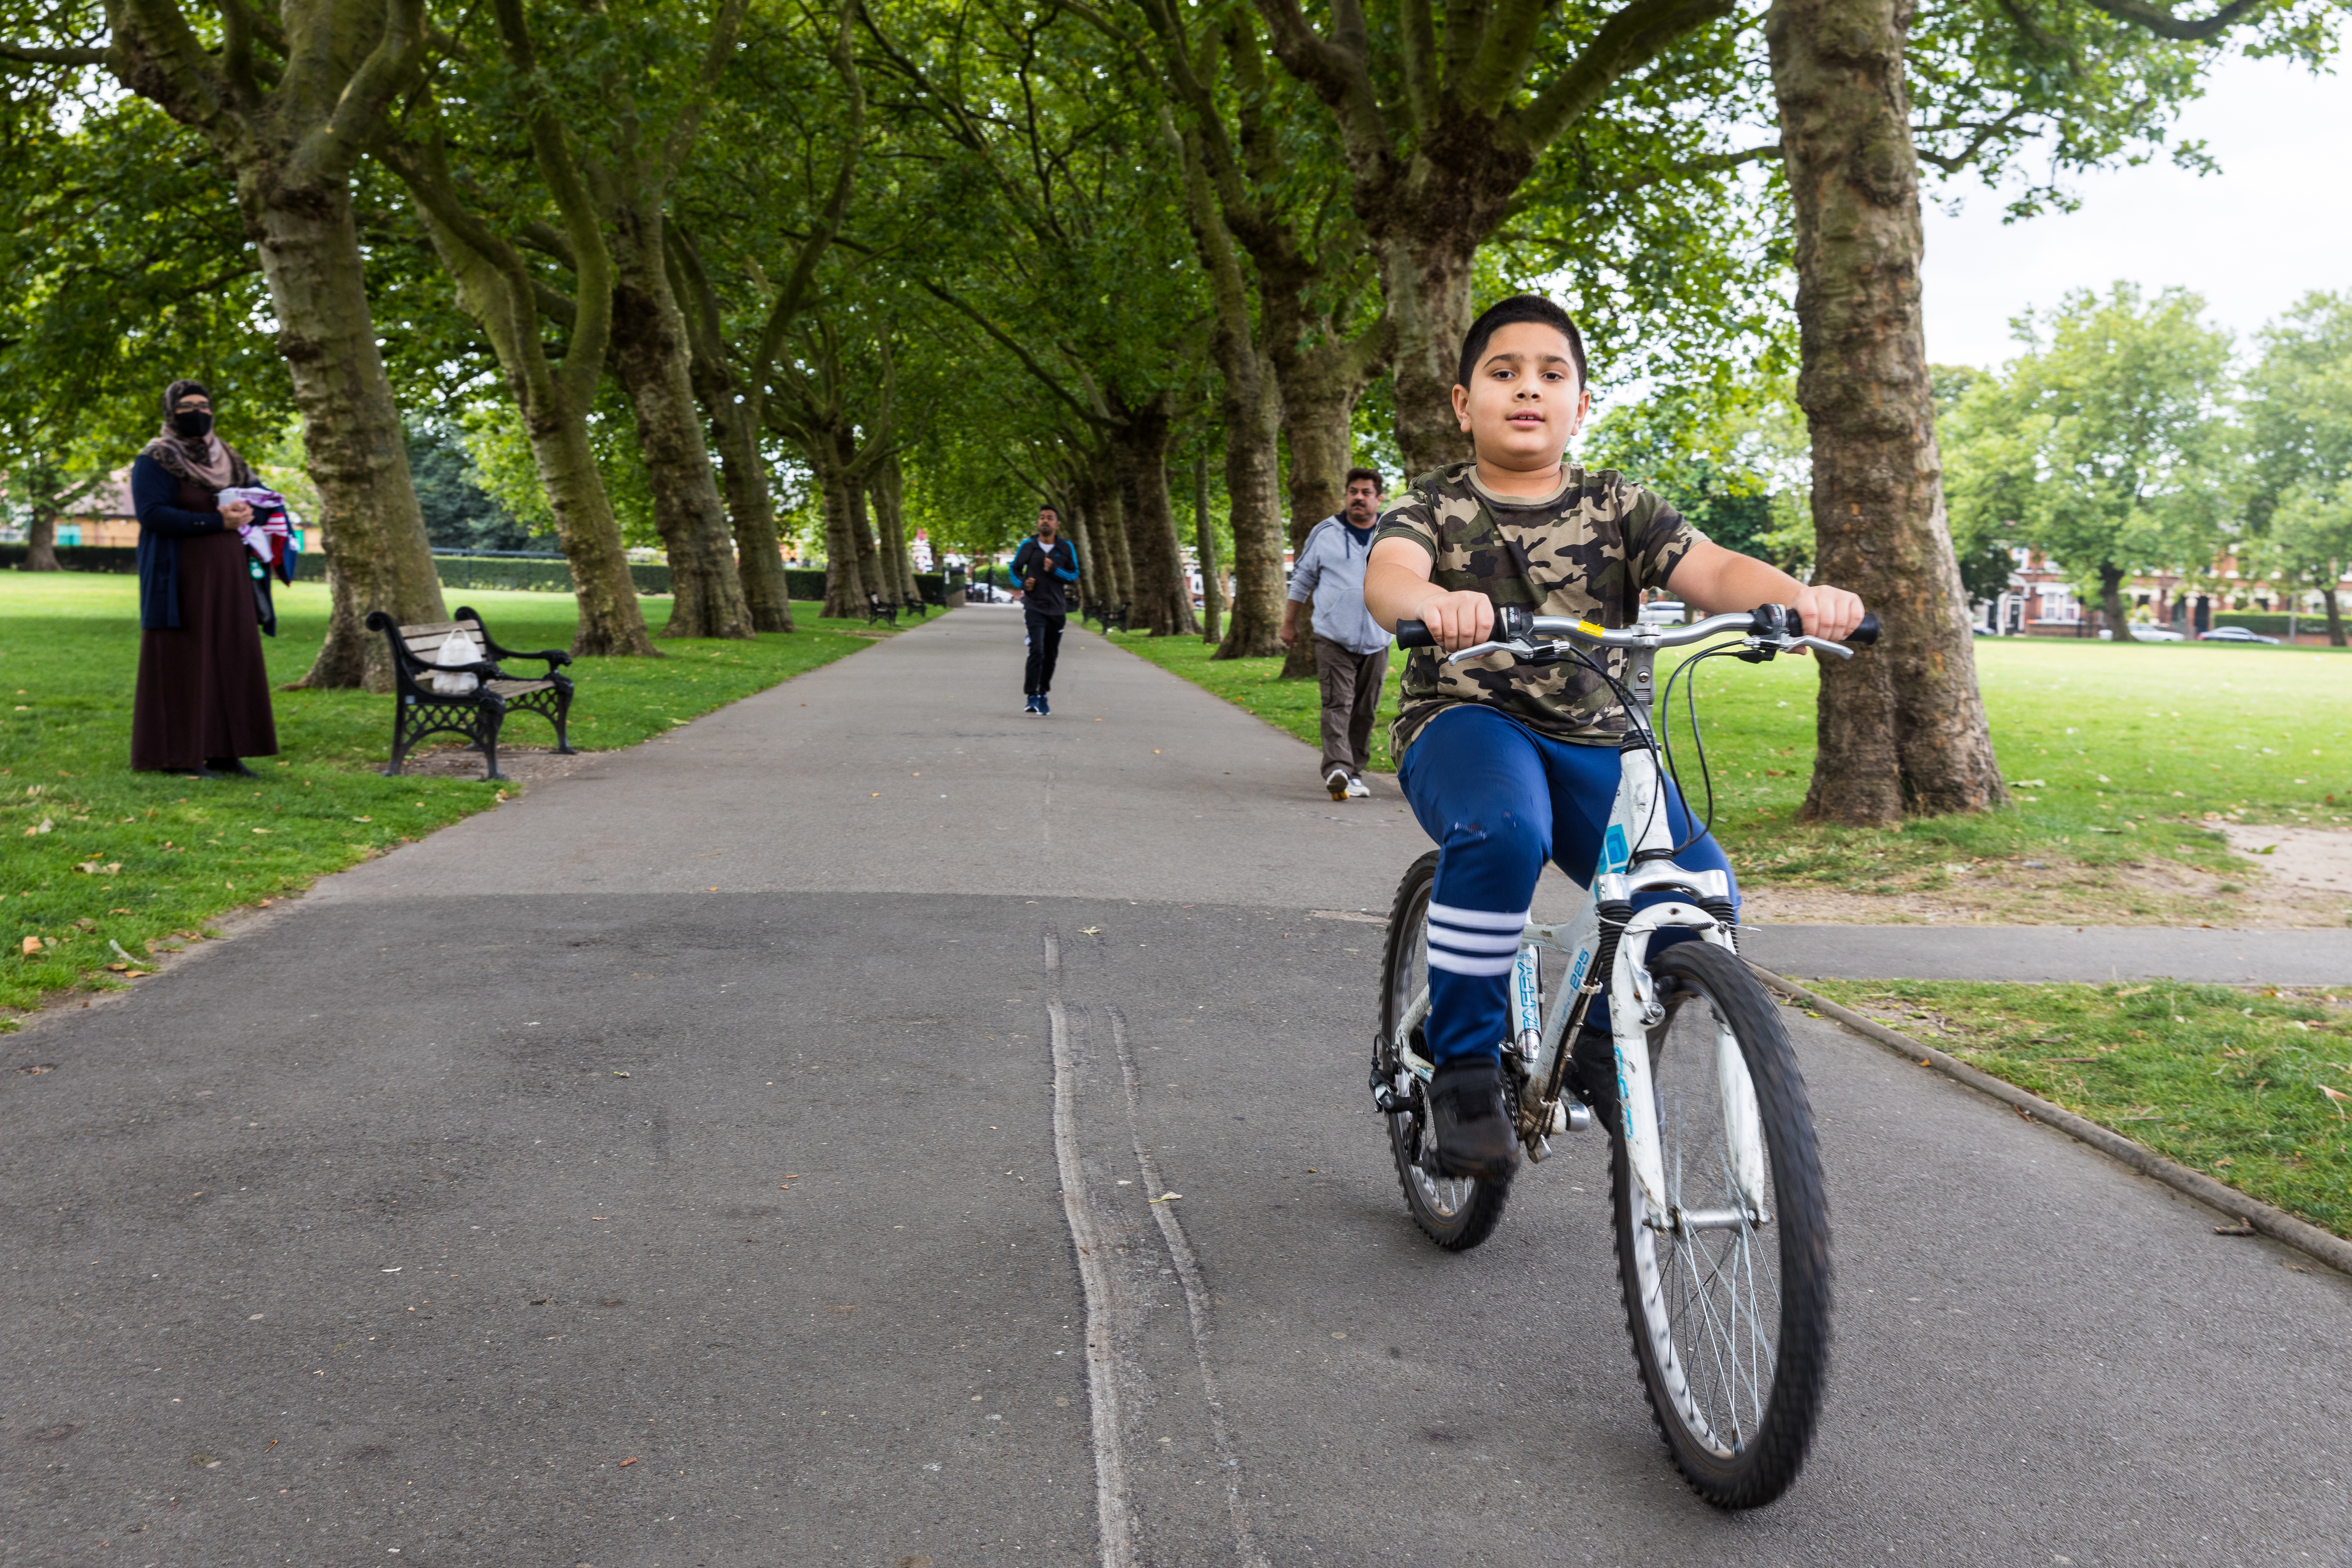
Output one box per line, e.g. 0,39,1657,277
1362,296,1866,1181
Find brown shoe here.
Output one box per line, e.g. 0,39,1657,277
1325,767,1350,800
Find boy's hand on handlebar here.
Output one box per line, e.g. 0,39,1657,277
1790,584,1866,645
1405,590,1493,653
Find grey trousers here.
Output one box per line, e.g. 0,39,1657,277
1313,636,1389,778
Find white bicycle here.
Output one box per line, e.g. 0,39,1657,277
1374,602,1877,1508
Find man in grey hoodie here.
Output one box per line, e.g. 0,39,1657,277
1280,467,1390,799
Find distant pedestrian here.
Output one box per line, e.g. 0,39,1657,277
1011,505,1079,716
130,379,279,779
1281,467,1390,798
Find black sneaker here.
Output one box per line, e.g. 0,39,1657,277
206,758,259,778
1426,1056,1521,1180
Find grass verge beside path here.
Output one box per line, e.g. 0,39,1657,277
1802,978,2352,1241
1103,626,2351,924
2,573,892,1022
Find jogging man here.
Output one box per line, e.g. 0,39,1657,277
1282,467,1392,800
1361,296,1865,1179
1011,506,1079,716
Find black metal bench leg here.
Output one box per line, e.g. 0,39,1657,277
550,682,577,755
479,702,509,782
383,706,413,777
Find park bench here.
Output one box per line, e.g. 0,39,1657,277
865,592,899,626
363,605,577,782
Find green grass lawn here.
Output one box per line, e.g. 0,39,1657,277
1801,978,2352,1241
1106,626,2351,923
1,573,890,1022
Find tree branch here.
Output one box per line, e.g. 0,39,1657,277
1462,0,1553,106
1512,0,1734,154
915,280,1107,429
290,0,427,187
659,0,751,176
2078,0,2268,41
1249,0,1387,173
0,43,108,66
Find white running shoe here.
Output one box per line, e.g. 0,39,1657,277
1325,767,1350,801
1345,776,1372,799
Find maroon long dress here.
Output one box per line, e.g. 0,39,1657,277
130,472,279,771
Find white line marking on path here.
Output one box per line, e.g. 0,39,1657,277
1107,1004,1273,1568
1043,929,1136,1568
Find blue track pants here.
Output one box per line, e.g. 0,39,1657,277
1395,703,1738,1067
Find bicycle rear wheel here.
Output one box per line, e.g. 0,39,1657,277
1607,939,1830,1508
1376,850,1512,1251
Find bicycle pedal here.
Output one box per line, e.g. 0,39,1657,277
1372,1085,1414,1116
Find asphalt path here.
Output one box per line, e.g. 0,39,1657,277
6,606,2348,1568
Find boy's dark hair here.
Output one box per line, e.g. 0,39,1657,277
1455,295,1587,391
1037,503,1059,519
1343,466,1384,492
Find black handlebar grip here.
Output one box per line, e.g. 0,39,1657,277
1785,607,1883,646
1396,619,1435,648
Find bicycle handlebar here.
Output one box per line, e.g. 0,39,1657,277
1394,605,1880,658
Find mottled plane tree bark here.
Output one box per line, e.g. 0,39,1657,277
1249,0,1760,472
376,33,656,657
6,0,449,687
1768,0,2303,822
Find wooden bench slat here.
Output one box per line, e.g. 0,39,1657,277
484,679,554,696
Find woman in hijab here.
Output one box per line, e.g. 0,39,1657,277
130,379,279,778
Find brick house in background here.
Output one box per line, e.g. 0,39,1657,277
1984,547,2352,639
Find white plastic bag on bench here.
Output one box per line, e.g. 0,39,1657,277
429,628,484,695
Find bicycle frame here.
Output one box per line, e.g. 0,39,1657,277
1385,613,1835,1231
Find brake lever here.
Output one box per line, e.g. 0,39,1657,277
1790,635,1857,660
1445,638,1546,666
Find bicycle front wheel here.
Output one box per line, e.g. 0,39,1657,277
1608,938,1830,1509
1376,850,1512,1252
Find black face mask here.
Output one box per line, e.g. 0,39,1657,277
172,409,213,439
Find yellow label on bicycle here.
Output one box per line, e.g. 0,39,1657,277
1576,619,1605,639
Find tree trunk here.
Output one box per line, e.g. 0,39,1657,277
396,172,656,660
1194,448,1223,643
1064,497,1098,611
1087,455,1136,612
24,509,61,571
813,435,866,617
249,182,449,690
847,484,884,607
2324,586,2345,647
1275,351,1366,677
1379,231,1480,477
1768,0,2005,824
705,390,795,631
2098,563,2137,643
609,247,754,641
526,406,656,657
1111,405,1186,635
1213,392,1283,656
869,456,920,602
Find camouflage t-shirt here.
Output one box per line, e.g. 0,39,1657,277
1372,460,1703,758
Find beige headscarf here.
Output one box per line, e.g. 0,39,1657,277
141,378,255,492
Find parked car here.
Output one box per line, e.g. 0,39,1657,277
2197,626,2281,644
2129,624,2188,642
1637,599,1688,627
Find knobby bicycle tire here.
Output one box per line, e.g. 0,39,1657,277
1606,939,1831,1508
1377,850,1513,1251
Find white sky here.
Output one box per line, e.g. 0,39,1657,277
1919,52,2352,371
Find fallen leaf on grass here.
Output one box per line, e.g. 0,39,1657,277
24,817,52,835
2323,1084,2350,1118
19,936,41,955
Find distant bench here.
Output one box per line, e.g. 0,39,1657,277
364,606,577,782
